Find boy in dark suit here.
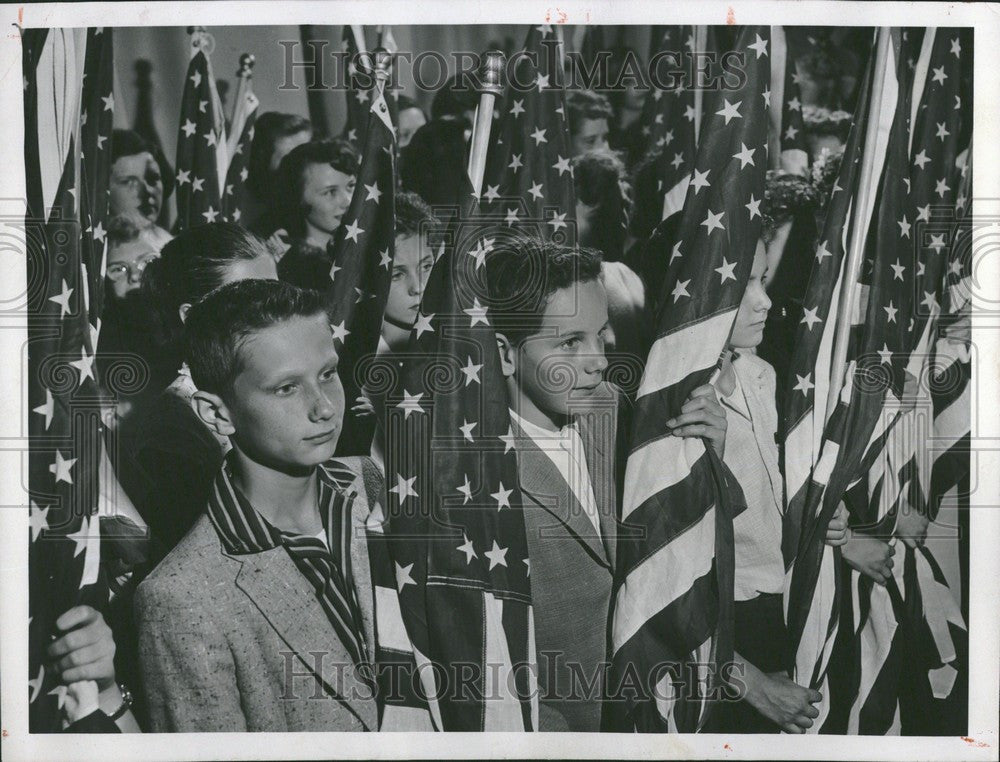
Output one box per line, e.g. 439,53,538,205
485,239,727,731
135,279,381,731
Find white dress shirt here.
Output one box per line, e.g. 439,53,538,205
509,409,602,538
715,353,786,601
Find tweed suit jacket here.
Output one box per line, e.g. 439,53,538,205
511,384,622,732
135,457,380,732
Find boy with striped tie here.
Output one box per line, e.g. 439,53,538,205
135,279,381,731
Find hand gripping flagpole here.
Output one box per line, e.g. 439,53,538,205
467,51,505,198
825,28,892,422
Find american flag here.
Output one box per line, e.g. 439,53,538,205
221,53,259,225
25,27,109,732
326,86,397,458
174,30,228,232
607,26,770,733
342,25,374,150
642,26,697,221
777,27,808,176
779,39,878,730
855,28,970,734
896,145,972,735
482,25,576,246
381,184,537,730
780,29,931,734
78,27,114,324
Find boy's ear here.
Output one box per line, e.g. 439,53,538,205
178,302,192,324
191,389,236,438
495,333,516,378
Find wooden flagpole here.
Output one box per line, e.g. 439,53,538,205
467,51,505,198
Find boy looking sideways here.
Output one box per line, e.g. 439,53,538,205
485,238,727,731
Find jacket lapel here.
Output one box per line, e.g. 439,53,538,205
345,474,377,661
233,547,378,730
576,402,619,570
512,419,610,568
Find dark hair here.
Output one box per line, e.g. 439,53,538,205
107,214,141,247
274,138,359,237
396,94,426,118
573,149,632,262
111,129,175,200
184,278,330,400
111,129,154,165
430,73,479,121
566,90,613,136
485,237,604,347
247,111,312,200
628,148,664,244
399,119,469,211
395,190,437,240
142,222,271,347
278,194,439,292
277,241,332,292
760,170,821,245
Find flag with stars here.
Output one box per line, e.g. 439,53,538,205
222,53,259,225
894,145,972,735
78,27,113,325
342,25,374,150
875,29,971,734
834,29,970,734
24,28,109,732
778,27,809,176
326,86,396,457
779,30,932,733
381,183,537,730
641,26,698,222
482,25,576,245
778,40,878,730
607,26,770,733
174,34,228,232
906,28,968,352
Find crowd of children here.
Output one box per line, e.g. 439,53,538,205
50,71,907,735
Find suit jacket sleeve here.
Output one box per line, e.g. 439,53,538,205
135,576,247,732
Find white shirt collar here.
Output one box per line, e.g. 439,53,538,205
508,408,601,538
508,408,579,443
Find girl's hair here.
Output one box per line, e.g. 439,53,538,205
141,222,271,349
628,147,664,245
246,111,312,200
399,118,469,211
573,149,633,262
273,138,360,238
111,128,175,200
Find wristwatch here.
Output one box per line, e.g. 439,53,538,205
107,682,134,721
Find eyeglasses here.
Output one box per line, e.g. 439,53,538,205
106,252,160,281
